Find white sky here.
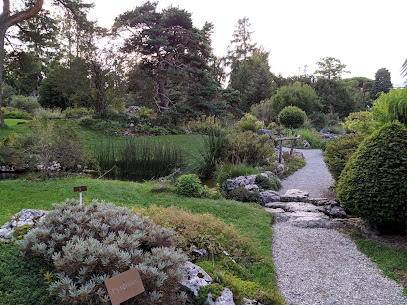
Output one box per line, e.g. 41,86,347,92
89,0,407,85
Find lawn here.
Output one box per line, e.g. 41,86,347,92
0,119,31,140
356,239,407,295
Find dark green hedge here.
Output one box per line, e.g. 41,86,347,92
337,122,407,232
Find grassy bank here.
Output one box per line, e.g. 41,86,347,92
356,239,407,295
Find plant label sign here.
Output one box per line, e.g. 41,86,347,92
73,185,87,192
104,268,145,305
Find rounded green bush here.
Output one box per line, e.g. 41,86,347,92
323,133,365,181
176,174,202,197
337,122,407,232
278,106,307,129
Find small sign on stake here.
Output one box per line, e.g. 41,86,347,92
104,268,145,305
73,185,87,205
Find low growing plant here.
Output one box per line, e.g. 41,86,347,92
278,106,307,129
19,199,188,305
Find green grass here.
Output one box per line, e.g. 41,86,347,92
0,119,31,140
356,239,407,295
0,178,272,257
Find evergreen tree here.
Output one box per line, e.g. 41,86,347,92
314,57,350,80
113,2,217,114
371,68,393,99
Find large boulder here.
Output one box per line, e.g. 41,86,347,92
179,262,213,302
206,288,235,305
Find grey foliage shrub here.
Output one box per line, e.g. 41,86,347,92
19,200,188,305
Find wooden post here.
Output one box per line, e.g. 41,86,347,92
290,133,297,159
279,139,283,163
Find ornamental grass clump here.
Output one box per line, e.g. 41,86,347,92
19,199,188,305
337,122,407,232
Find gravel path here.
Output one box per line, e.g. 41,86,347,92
272,148,407,305
272,224,407,305
280,149,334,198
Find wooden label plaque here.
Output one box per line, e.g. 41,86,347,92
73,185,87,192
104,268,145,305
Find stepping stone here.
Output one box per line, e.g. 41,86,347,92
280,189,309,202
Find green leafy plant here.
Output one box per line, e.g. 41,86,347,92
372,87,407,125
278,106,307,129
19,199,187,305
255,174,282,191
10,95,41,113
222,132,273,165
337,122,407,232
176,174,203,197
323,133,365,181
342,111,377,135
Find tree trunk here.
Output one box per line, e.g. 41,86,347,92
157,77,171,111
0,0,44,126
0,27,6,126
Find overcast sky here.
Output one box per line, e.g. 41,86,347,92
89,0,407,85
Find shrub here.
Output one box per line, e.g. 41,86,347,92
255,174,282,191
63,107,94,119
309,112,328,130
185,115,222,134
250,98,274,124
222,132,273,165
278,106,307,129
33,108,63,120
19,200,187,305
131,205,258,262
10,95,41,113
236,113,262,132
230,186,260,203
3,111,32,120
342,111,377,135
372,87,407,125
337,122,407,232
323,133,365,181
176,174,203,197
270,83,322,116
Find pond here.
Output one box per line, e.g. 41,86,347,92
0,172,27,181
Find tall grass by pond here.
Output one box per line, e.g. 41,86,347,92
94,138,185,180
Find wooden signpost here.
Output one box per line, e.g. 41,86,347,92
73,185,87,205
104,268,145,305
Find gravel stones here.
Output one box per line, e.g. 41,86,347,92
272,224,407,305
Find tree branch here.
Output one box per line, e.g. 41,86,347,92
7,0,44,28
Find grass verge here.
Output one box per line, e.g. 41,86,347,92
356,239,407,296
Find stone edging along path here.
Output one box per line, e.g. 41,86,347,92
270,149,407,305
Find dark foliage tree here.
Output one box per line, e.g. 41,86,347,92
270,83,322,117
39,58,92,109
0,0,44,125
4,50,42,95
371,68,392,100
0,0,94,126
312,78,354,118
340,76,374,110
113,2,217,114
